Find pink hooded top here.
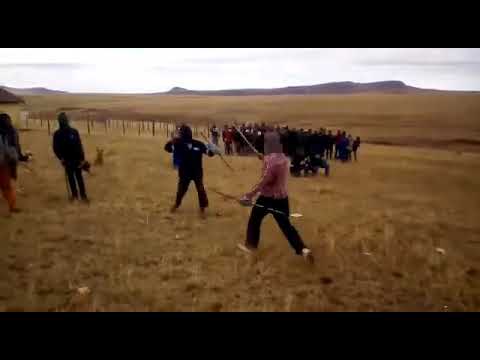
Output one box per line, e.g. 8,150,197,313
246,131,289,200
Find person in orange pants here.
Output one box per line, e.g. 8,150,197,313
0,165,17,212
0,113,29,213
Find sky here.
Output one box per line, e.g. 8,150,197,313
1,48,479,93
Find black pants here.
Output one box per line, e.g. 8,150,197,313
353,149,358,161
175,176,208,209
326,146,333,160
334,145,340,159
65,166,87,200
225,142,233,155
247,196,306,255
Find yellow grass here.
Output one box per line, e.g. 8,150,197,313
1,127,480,311
24,93,480,145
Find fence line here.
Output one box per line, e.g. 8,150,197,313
21,115,210,140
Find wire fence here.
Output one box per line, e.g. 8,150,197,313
21,111,212,140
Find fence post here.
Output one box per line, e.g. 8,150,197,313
122,119,125,135
152,120,155,137
138,122,141,136
47,118,51,135
87,112,91,135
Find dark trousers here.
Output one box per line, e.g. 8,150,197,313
334,145,340,159
246,196,306,255
353,149,358,161
326,146,333,160
175,176,208,209
65,166,87,200
225,142,233,155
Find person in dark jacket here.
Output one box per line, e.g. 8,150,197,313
53,112,89,203
326,130,334,160
0,113,29,213
352,136,361,161
165,124,217,217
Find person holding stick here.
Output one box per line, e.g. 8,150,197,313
0,113,30,214
53,112,89,203
165,124,220,218
237,130,314,264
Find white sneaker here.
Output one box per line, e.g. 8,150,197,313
302,248,314,264
237,243,254,254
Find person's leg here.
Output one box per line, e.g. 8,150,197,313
246,197,269,249
272,198,307,254
65,166,79,199
173,176,191,210
0,166,17,212
324,160,330,177
354,150,357,161
74,167,88,200
193,177,209,210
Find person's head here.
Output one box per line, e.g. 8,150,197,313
264,130,283,155
179,124,192,141
328,130,332,135
57,112,70,129
342,131,346,136
356,136,360,141
0,113,14,132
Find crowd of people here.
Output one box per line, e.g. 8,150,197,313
212,123,361,177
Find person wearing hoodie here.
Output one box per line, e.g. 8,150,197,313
53,112,89,203
0,113,30,213
352,136,361,161
164,124,218,217
238,130,314,264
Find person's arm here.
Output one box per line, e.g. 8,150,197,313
75,130,85,162
12,130,28,162
244,159,276,200
203,142,216,157
53,132,64,162
164,140,174,153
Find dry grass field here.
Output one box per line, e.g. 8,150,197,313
24,93,480,152
1,120,480,311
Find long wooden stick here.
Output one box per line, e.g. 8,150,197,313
210,189,303,218
232,124,263,159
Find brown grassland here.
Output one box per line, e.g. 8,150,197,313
1,93,480,311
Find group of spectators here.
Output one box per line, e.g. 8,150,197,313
209,123,361,176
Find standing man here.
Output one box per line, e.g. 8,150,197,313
53,112,89,203
238,130,314,264
222,125,233,155
210,124,220,146
165,124,218,217
0,113,30,213
326,130,334,160
352,136,361,161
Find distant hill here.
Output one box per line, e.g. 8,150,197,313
0,86,68,96
161,81,437,96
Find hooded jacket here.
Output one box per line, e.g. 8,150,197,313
164,125,213,178
53,113,85,165
246,131,289,200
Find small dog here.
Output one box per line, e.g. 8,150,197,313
94,147,104,166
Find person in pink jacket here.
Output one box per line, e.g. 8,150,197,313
238,129,314,264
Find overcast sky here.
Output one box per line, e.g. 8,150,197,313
1,48,479,93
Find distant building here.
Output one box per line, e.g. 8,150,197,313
0,88,26,127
